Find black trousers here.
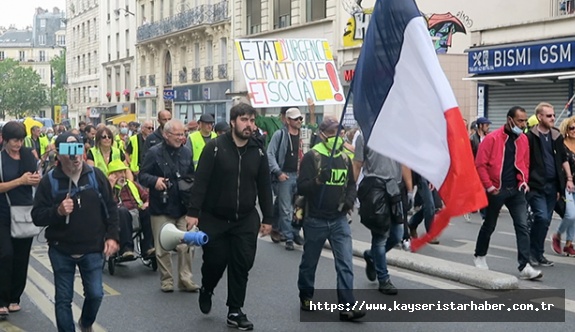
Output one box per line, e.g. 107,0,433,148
199,210,260,309
0,223,33,307
118,207,134,253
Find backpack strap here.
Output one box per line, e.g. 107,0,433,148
86,165,109,219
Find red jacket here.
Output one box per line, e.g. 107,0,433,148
475,126,529,192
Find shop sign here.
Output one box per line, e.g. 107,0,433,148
235,38,345,107
134,87,157,98
468,39,575,74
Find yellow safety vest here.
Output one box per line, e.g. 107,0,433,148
114,134,126,152
24,136,47,156
91,146,122,175
116,179,144,208
128,134,140,173
189,131,217,169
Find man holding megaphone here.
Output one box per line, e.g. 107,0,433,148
186,103,273,331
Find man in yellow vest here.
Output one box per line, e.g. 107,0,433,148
126,120,154,177
114,121,130,152
107,159,155,259
185,114,216,170
24,125,48,160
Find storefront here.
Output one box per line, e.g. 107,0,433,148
87,103,135,126
466,37,575,127
173,81,232,123
134,87,159,122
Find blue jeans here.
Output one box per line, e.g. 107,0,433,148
276,172,299,240
298,215,355,305
527,182,557,259
557,189,575,242
365,224,403,282
475,188,531,270
48,246,104,332
408,178,435,232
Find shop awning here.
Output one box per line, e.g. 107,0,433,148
106,113,136,125
463,70,575,83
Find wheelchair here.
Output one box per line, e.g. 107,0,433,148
105,208,158,275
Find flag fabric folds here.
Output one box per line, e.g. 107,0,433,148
352,0,487,251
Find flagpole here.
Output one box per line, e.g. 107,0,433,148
318,80,354,208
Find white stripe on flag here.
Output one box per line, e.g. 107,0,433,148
367,17,457,188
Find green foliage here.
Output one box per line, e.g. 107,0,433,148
0,58,49,119
50,50,67,105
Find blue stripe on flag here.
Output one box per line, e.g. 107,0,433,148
352,0,421,142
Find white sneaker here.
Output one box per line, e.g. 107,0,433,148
473,255,489,270
519,263,543,280
401,239,411,251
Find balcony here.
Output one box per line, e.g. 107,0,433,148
179,69,188,83
137,1,229,43
192,68,200,82
204,66,213,80
148,74,156,86
218,64,227,79
139,75,147,87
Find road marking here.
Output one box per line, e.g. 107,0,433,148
30,246,120,297
427,239,509,260
27,266,107,332
0,321,26,332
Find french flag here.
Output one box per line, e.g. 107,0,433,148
352,0,487,251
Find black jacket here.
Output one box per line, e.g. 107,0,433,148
32,163,119,255
470,132,482,158
526,126,567,193
142,127,164,158
187,132,273,224
139,142,194,218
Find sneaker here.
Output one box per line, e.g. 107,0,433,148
537,256,554,267
362,250,376,282
227,312,254,331
198,287,213,314
552,234,562,255
300,298,313,311
145,248,156,258
564,244,575,256
339,309,366,321
378,279,398,295
161,283,174,293
401,239,411,251
270,230,282,243
529,257,540,267
428,238,440,245
519,263,543,280
473,255,489,270
178,279,200,292
293,234,305,246
285,241,295,251
0,307,8,320
121,251,136,260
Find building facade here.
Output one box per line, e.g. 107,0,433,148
135,0,232,124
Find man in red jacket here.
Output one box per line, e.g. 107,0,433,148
473,106,542,280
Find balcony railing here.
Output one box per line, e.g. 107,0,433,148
179,69,187,83
192,68,200,82
137,1,229,43
218,64,227,79
165,72,172,85
204,66,213,80
148,74,156,86
140,75,147,87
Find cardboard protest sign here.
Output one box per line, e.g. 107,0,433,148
235,39,345,107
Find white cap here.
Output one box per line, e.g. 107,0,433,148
285,108,302,119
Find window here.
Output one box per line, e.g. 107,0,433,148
206,40,212,66
307,0,326,22
39,51,46,62
19,51,25,61
150,1,155,22
0,51,4,61
194,43,200,68
220,38,227,64
40,19,46,28
246,0,261,34
39,34,46,45
87,20,91,41
125,65,131,90
125,29,130,57
116,33,120,59
82,23,85,37
274,0,291,29
160,0,164,19
88,53,91,74
169,0,174,17
57,35,66,46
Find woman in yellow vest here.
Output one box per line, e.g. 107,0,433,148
86,127,134,181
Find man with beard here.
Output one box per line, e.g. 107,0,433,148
32,132,119,331
143,110,172,156
186,102,273,331
526,102,574,267
470,117,492,158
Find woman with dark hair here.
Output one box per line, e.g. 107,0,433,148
0,121,41,319
86,127,133,181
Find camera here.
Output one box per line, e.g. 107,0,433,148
161,179,172,204
58,143,85,156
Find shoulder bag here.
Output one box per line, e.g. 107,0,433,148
0,151,40,238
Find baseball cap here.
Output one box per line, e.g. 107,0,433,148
214,121,230,133
199,114,215,123
55,132,82,150
285,108,302,120
476,117,492,125
107,159,128,174
319,117,340,133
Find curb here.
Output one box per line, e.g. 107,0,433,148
325,239,519,290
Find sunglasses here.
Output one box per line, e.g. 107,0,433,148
544,114,555,118
569,126,575,131
145,126,154,130
290,117,303,121
100,135,111,139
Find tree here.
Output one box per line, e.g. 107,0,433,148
0,59,48,119
50,50,67,106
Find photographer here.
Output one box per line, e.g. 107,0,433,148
139,120,198,292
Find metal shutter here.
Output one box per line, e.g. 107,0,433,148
486,81,572,127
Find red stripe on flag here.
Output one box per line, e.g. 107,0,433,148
410,107,488,251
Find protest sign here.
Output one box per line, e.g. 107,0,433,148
235,39,346,107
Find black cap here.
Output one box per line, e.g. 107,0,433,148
55,132,82,150
214,121,230,133
199,114,215,123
